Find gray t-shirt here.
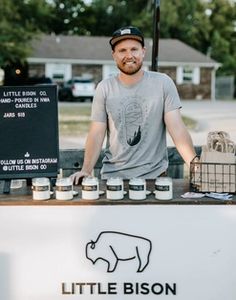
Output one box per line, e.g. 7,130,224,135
91,71,181,179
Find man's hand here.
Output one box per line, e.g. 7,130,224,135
70,170,90,185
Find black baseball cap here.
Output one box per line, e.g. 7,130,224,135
109,26,145,49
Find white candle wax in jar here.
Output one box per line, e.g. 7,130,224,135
82,176,99,200
155,177,173,200
129,178,146,200
32,177,50,200
106,177,124,200
56,177,73,200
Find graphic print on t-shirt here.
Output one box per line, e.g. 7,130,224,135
125,102,142,146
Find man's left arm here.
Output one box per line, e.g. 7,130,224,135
164,109,196,167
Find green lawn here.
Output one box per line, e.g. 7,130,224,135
58,105,91,136
58,105,91,117
182,115,198,130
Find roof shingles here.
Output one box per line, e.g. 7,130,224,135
30,34,217,65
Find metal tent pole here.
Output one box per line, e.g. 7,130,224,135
151,0,160,72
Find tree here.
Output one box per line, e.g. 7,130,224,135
81,0,143,36
201,0,236,75
1,0,235,78
0,0,52,67
46,0,90,35
158,0,235,76
54,0,153,37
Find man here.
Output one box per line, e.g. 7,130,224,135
71,26,196,184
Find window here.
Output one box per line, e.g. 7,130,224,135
183,67,194,82
45,63,72,83
52,74,64,80
176,66,200,85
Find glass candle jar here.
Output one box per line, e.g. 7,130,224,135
32,177,50,200
56,177,73,201
106,177,124,200
82,176,99,200
155,177,173,200
129,178,146,200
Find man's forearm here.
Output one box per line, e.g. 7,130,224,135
173,128,196,167
165,110,196,167
82,138,103,175
81,122,106,175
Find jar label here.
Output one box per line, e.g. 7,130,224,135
56,185,72,192
129,184,144,191
155,184,170,191
33,186,49,192
107,185,122,191
82,185,97,191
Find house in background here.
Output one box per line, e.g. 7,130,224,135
27,34,220,100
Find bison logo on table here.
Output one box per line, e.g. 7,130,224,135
85,231,152,273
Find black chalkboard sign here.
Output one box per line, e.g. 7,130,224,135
0,85,59,179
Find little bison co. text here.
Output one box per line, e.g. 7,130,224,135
62,282,177,296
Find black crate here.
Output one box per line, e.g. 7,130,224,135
190,156,236,194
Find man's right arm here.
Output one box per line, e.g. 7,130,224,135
70,121,107,185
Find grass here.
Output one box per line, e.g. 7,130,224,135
58,105,91,117
58,104,198,136
58,105,91,136
59,120,90,135
182,115,198,130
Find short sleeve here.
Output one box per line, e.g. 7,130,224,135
91,81,107,123
163,74,182,113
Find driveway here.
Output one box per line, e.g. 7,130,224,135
171,100,236,147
